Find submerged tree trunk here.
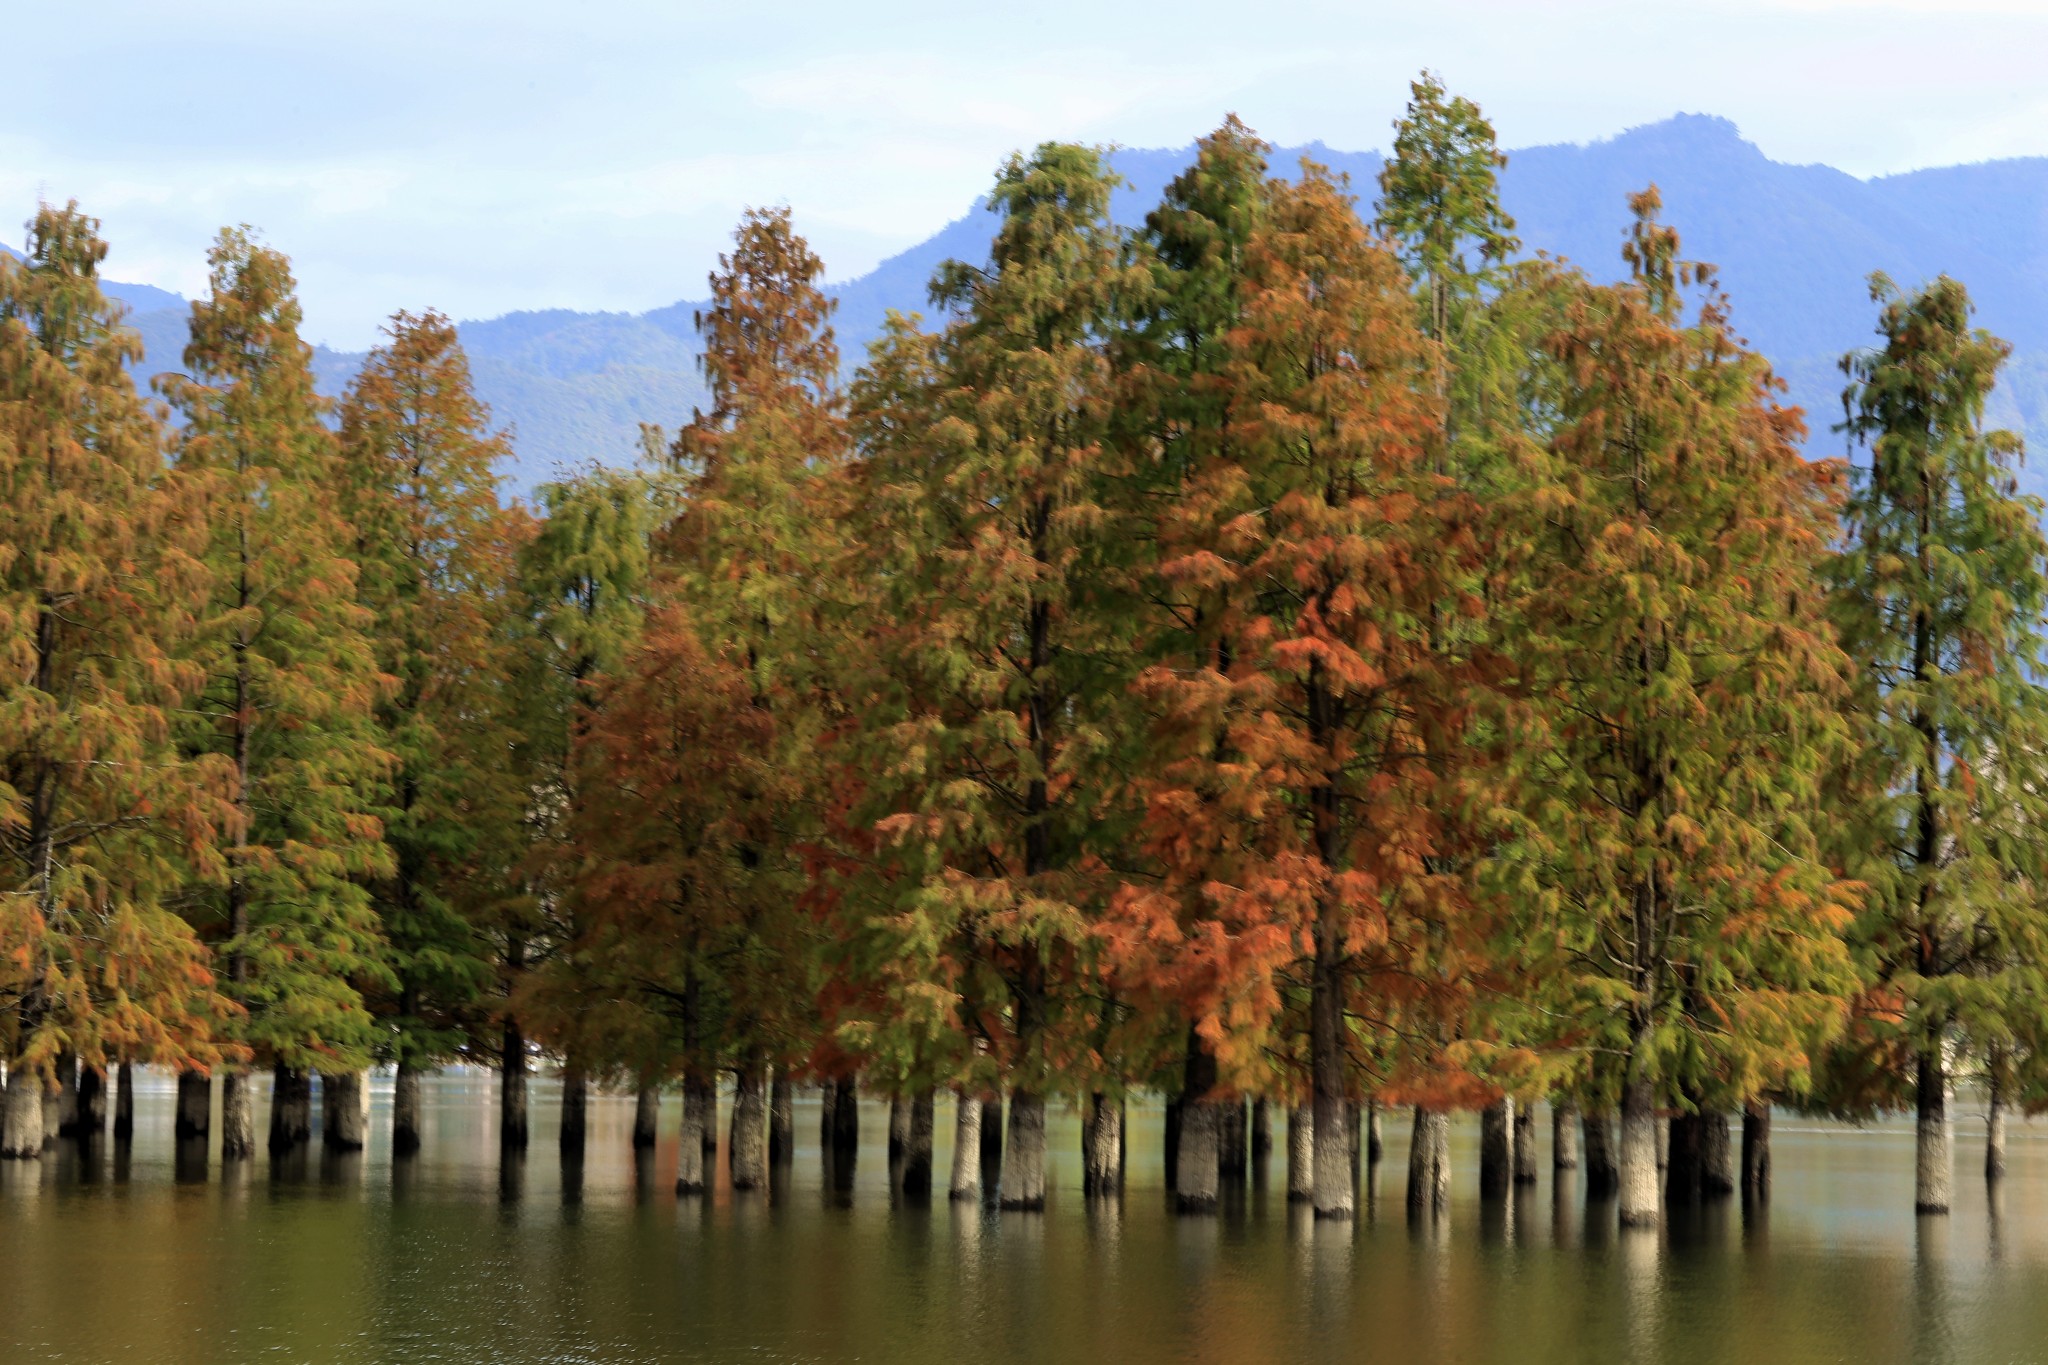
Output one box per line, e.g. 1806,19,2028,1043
769,1072,794,1163
1618,1073,1659,1228
113,1063,134,1143
1480,1098,1514,1198
1701,1111,1734,1196
1083,1092,1119,1197
828,1076,857,1158
1366,1100,1383,1165
979,1095,1003,1175
175,1070,211,1141
1916,1049,1951,1214
393,1062,423,1155
949,1091,982,1201
1666,1109,1703,1206
1741,1101,1771,1203
1553,1101,1581,1170
730,1062,768,1191
53,1049,78,1138
76,1065,106,1140
559,1060,587,1157
676,1079,706,1195
1000,1090,1047,1210
1513,1101,1538,1186
2,1064,43,1159
1219,1095,1247,1184
1406,1107,1452,1221
500,1022,529,1151
1987,1072,2007,1182
1287,1105,1314,1203
269,1064,312,1152
691,1076,719,1165
1177,1038,1221,1212
1251,1098,1273,1165
904,1088,936,1195
1584,1110,1619,1195
221,1071,255,1160
632,1084,660,1149
887,1094,911,1163
323,1071,371,1150
1310,951,1352,1220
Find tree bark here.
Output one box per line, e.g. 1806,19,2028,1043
53,1049,78,1137
1000,1089,1047,1210
632,1083,660,1149
979,1095,1003,1178
1513,1101,1538,1186
769,1071,794,1162
904,1088,936,1195
1406,1107,1452,1221
76,1065,106,1140
559,1059,587,1157
1553,1101,1581,1170
323,1071,371,1150
675,1078,706,1195
499,1022,528,1151
1251,1098,1273,1164
175,1069,211,1141
113,1063,134,1143
1287,1105,1314,1203
828,1075,857,1158
1310,956,1352,1219
949,1090,981,1201
1740,1102,1771,1203
1081,1092,1119,1197
1,1065,43,1159
269,1064,312,1152
888,1093,911,1163
1219,1095,1247,1183
221,1071,255,1160
1480,1097,1514,1198
730,1061,768,1190
1583,1109,1619,1195
1619,1073,1659,1228
1700,1111,1734,1196
1915,1048,1951,1214
1665,1109,1702,1206
393,1062,423,1155
1366,1100,1383,1165
1177,1038,1220,1211
691,1076,719,1164
1987,1072,2007,1182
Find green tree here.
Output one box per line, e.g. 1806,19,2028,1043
1828,274,2048,1213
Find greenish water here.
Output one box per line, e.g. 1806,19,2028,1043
2,1075,2043,1364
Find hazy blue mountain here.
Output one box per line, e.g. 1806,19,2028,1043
44,114,2048,496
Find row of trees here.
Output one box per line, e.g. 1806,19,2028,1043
4,77,2045,1231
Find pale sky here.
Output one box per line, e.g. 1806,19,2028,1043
8,0,2045,349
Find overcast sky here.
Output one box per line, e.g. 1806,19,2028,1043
7,0,2043,349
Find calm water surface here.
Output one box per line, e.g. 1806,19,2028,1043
2,1074,2045,1364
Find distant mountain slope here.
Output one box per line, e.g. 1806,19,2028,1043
56,114,2048,495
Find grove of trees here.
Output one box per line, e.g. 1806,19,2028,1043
4,76,2045,1230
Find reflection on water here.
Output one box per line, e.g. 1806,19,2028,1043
2,1074,2047,1364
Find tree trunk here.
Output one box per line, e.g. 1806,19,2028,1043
769,1071,793,1162
323,1071,371,1150
949,1091,981,1201
731,1062,768,1191
53,1049,78,1137
904,1088,936,1195
2,1065,43,1159
998,1089,1046,1210
1163,1095,1181,1192
1310,953,1352,1220
1513,1101,1538,1186
113,1063,134,1143
1480,1097,1514,1198
1406,1107,1451,1220
1701,1111,1734,1196
888,1093,911,1163
499,1022,528,1151
1665,1109,1702,1206
1553,1101,1581,1170
979,1095,1003,1177
676,1079,706,1195
1618,1073,1659,1228
828,1075,857,1157
1287,1105,1313,1203
1741,1102,1770,1203
1987,1073,2007,1182
1366,1100,1383,1165
632,1083,660,1149
269,1064,312,1152
393,1062,423,1155
1655,1115,1669,1170
1251,1098,1273,1164
691,1076,719,1164
1177,1038,1220,1212
1583,1110,1619,1195
221,1071,255,1160
559,1061,587,1157
1915,1048,1951,1214
175,1069,211,1140
1081,1092,1119,1197
76,1065,106,1140
1220,1095,1247,1184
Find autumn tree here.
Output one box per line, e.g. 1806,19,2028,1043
159,228,393,1158
1827,274,2048,1214
0,202,236,1157
338,310,518,1153
1490,191,1859,1228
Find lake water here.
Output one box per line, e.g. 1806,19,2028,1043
2,1072,2044,1364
